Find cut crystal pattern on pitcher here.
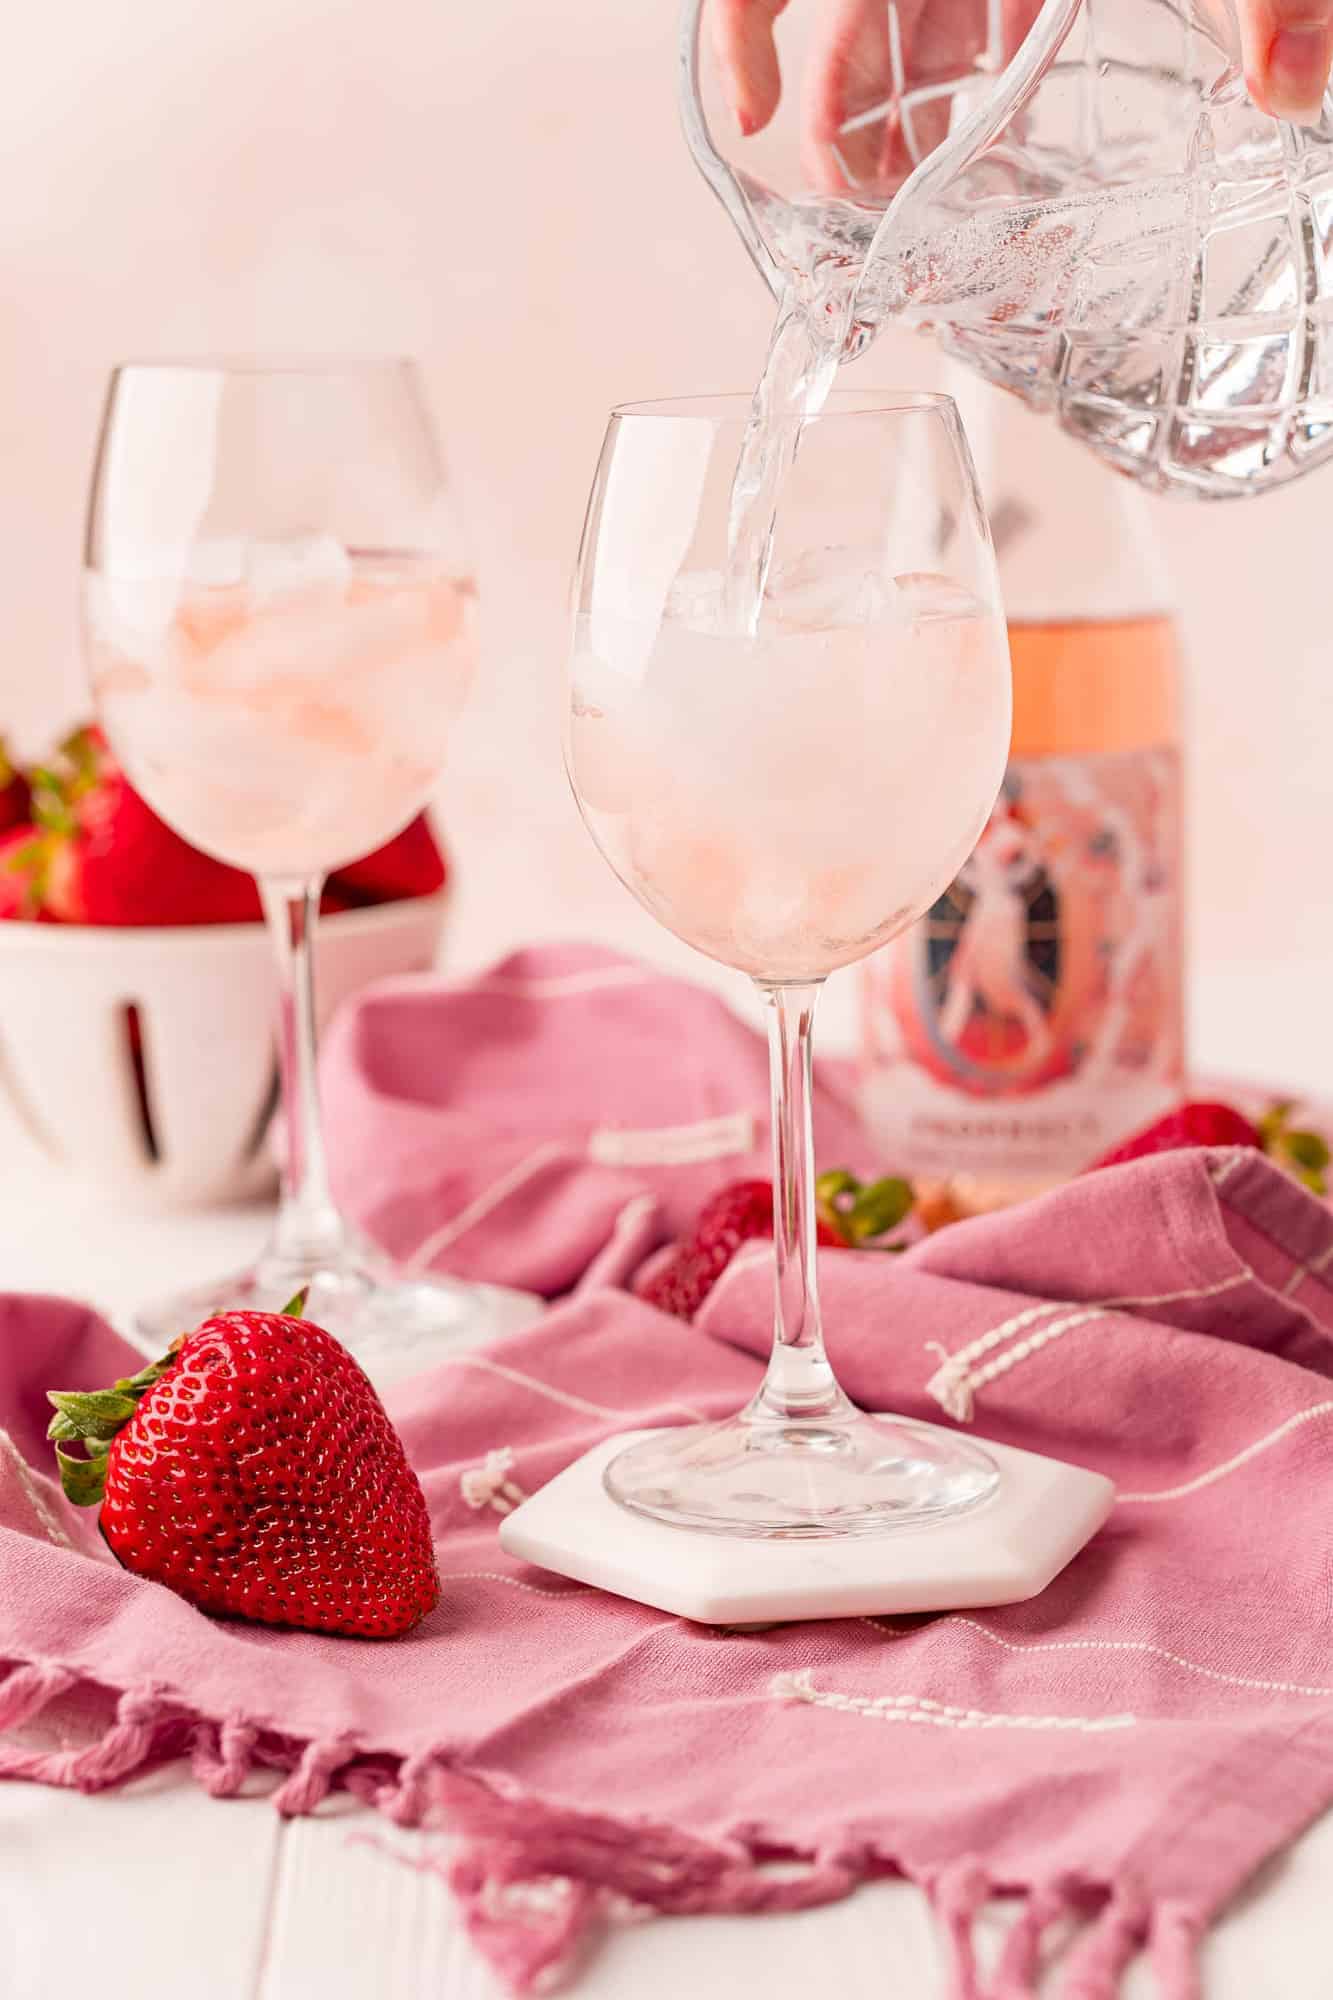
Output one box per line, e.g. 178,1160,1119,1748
685,0,1333,496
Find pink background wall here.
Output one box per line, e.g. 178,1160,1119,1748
2,0,1328,1068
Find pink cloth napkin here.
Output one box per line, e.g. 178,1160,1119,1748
4,943,1333,2000
317,942,876,1293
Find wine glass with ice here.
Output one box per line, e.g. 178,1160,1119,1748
83,359,536,1369
566,391,1012,1534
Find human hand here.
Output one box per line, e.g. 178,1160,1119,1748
710,0,1333,199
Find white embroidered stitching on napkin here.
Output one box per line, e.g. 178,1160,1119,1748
1117,1401,1333,1503
0,1431,73,1551
460,1448,528,1515
861,1612,1333,1698
925,1272,1252,1421
770,1670,1136,1734
587,1112,756,1168
405,1143,565,1271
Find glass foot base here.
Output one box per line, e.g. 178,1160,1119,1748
603,1411,999,1539
131,1241,541,1388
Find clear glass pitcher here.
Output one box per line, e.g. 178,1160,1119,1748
683,0,1333,495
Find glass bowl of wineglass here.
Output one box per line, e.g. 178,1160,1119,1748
565,389,1012,1536
83,358,538,1372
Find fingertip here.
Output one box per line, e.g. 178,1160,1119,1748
738,72,782,138
709,0,784,142
1244,13,1333,125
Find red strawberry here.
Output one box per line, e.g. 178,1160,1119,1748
1090,1098,1329,1195
1091,1101,1261,1170
327,812,448,907
639,1169,914,1321
47,1299,440,1638
33,728,261,926
0,738,30,832
0,825,52,919
638,1181,783,1320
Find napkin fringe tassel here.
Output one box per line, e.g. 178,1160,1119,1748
428,1776,1205,2000
924,1863,1202,2000
0,1670,174,1791
0,1659,1206,2000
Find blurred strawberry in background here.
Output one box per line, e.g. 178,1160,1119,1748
328,811,448,907
0,722,448,926
0,738,31,832
0,826,49,919
31,725,263,926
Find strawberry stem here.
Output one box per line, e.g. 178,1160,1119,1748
281,1287,310,1319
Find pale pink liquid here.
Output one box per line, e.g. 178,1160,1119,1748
84,556,476,879
567,575,1011,983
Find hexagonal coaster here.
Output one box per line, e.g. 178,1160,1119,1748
498,1427,1114,1625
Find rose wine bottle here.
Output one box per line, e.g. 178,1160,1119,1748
860,375,1186,1207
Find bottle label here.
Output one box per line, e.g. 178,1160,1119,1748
861,746,1184,1183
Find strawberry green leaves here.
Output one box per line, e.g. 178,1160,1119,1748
815,1169,914,1247
46,1388,139,1440
1257,1101,1330,1197
46,1350,180,1505
52,1438,112,1508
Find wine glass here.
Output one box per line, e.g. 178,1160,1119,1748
83,359,536,1370
565,390,1011,1535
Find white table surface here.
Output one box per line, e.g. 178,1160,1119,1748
3,956,1332,1999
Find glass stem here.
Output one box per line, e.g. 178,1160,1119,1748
748,980,853,1426
260,877,345,1272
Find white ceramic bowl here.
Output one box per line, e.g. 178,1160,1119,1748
0,895,446,1209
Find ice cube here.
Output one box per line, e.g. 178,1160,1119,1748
663,569,726,631
762,548,891,632
186,539,247,587
245,534,351,606
569,634,634,719
891,571,985,622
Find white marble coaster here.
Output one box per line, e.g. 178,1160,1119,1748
499,1427,1115,1625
